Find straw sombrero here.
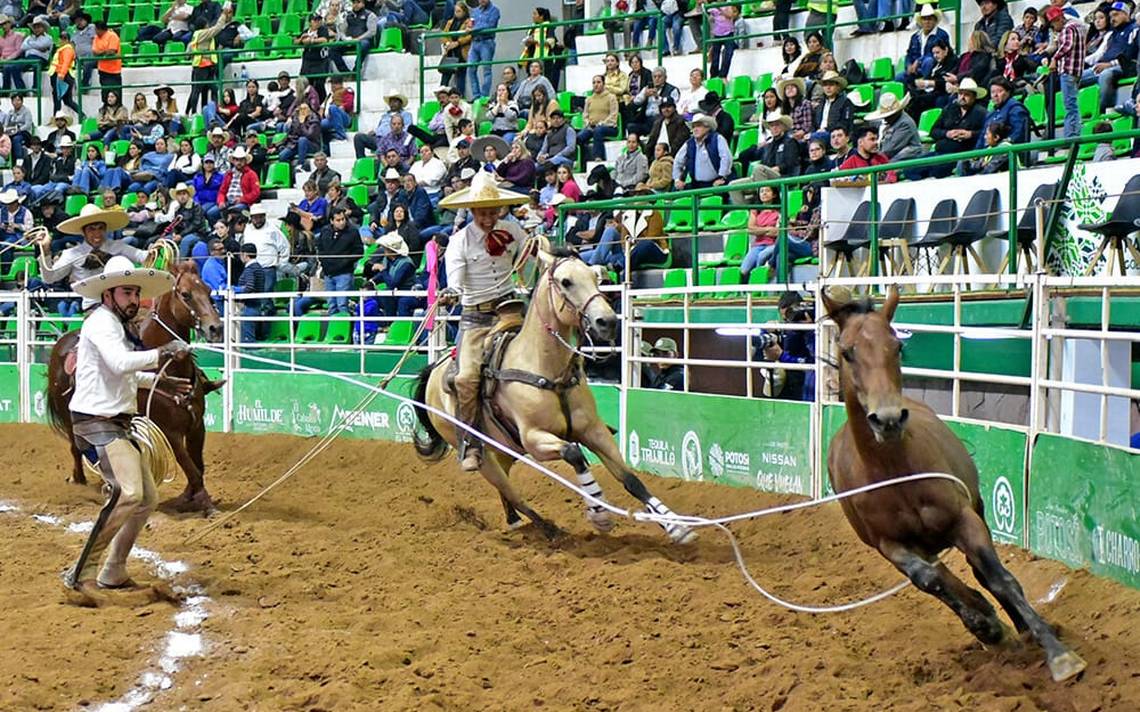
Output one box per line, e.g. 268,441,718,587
865,92,911,121
439,171,529,209
52,111,72,126
378,232,409,257
819,70,848,89
764,110,794,129
71,255,174,300
957,77,988,99
916,4,942,21
775,74,806,100
58,204,130,235
385,92,408,107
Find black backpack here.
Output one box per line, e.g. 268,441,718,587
840,58,866,86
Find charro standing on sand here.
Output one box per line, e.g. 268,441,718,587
438,172,529,472
65,254,191,596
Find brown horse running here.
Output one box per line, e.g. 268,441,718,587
823,286,1085,682
46,260,225,512
413,247,696,544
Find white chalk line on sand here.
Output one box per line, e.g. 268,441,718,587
0,500,212,712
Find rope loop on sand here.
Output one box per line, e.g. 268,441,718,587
186,343,971,614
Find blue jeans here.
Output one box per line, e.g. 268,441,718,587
467,38,495,99
663,13,684,54
877,0,912,26
580,226,621,266
896,56,934,83
741,244,776,278
547,153,575,168
578,124,617,160
278,137,315,165
240,304,261,342
325,271,354,315
709,40,736,79
322,105,350,140
631,16,657,48
769,236,814,271
178,232,203,258
203,101,221,127
1081,64,1123,113
1060,73,1080,139
851,0,879,31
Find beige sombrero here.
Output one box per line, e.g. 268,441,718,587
52,111,72,126
691,113,717,130
865,92,911,121
957,77,988,100
172,181,196,197
819,70,849,89
764,110,794,129
71,255,174,300
378,232,409,257
385,92,408,107
58,203,131,235
439,171,529,210
916,4,942,21
775,74,806,100
470,135,510,160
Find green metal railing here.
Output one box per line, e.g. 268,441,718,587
417,9,666,106
699,0,964,81
1,59,45,124
556,127,1140,284
74,40,364,122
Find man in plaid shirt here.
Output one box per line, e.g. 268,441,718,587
1046,5,1087,139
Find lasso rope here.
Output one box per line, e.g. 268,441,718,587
145,239,179,271
185,342,970,613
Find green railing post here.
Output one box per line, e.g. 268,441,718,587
701,11,709,79
777,185,790,283
691,195,701,287
656,13,665,66
868,173,880,278
1007,146,1019,275
418,39,426,107
76,59,86,122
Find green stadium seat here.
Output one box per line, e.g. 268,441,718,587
264,0,285,14
120,192,139,211
557,90,574,113
868,56,893,83
105,5,129,24
135,41,160,66
723,231,748,265
849,83,874,108
119,23,139,44
262,162,292,189
264,319,291,343
65,194,88,216
1112,116,1132,155
722,98,741,125
721,210,749,231
163,41,187,65
280,14,302,38
706,77,726,97
734,127,759,156
347,184,369,206
192,136,208,155
664,197,694,233
698,195,724,229
697,267,717,297
748,266,772,284
787,189,804,217
716,266,742,298
323,319,352,344
728,75,753,101
384,319,416,346
270,32,294,59
418,100,440,125
80,116,99,135
662,268,688,289
917,107,941,141
1024,92,1046,127
252,15,273,36
755,72,773,94
235,0,257,18
132,5,155,23
295,317,323,343
274,277,299,293
879,81,905,102
2,255,38,282
1078,84,1099,120
344,156,377,186
187,114,206,137
378,26,403,52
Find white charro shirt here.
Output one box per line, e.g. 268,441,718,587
39,239,149,308
69,306,160,418
445,219,526,308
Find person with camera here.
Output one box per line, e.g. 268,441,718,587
757,291,815,401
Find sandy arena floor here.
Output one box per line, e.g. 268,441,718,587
0,424,1137,711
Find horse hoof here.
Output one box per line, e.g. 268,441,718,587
507,519,527,531
670,526,698,545
67,476,87,486
1048,650,1087,682
166,490,215,514
586,507,614,533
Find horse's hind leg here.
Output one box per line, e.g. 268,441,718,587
956,511,1087,682
879,540,1007,646
479,454,559,540
577,423,696,544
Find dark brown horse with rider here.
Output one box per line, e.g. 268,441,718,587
824,287,1085,682
46,260,224,512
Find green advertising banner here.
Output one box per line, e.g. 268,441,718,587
0,364,17,423
625,389,813,496
1029,434,1140,590
821,405,1027,545
231,371,420,442
27,363,49,425
201,367,225,433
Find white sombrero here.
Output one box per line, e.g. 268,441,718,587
439,171,529,210
71,255,174,300
378,232,409,257
865,92,911,121
58,203,130,235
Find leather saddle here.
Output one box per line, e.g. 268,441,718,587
443,300,526,397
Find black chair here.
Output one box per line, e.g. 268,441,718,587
908,198,959,274
1081,174,1140,275
987,182,1057,274
938,189,1000,274
875,198,916,276
823,201,873,277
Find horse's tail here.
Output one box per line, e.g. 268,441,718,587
45,335,76,440
413,361,448,461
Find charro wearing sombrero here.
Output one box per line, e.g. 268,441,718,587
438,171,529,472
65,255,191,597
31,204,157,310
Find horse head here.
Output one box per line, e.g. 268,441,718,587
822,286,907,442
536,246,619,343
168,260,224,342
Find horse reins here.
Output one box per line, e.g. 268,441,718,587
541,258,608,361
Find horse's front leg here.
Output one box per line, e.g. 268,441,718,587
182,418,215,511
576,423,696,545
522,428,615,533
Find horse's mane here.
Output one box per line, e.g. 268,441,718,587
547,246,579,261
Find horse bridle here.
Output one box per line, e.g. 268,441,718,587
542,257,610,360
153,270,206,341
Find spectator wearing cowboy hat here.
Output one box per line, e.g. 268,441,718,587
812,70,854,140
203,126,232,172
0,188,32,274
0,14,23,91
352,93,414,161
1081,1,1136,115
363,232,418,318
216,146,260,213
63,255,191,600
672,113,732,190
45,111,76,152
243,203,289,291
899,5,950,83
160,182,209,257
649,337,684,391
36,134,76,201
865,92,924,163
907,77,988,180
776,74,814,142
698,91,735,143
31,204,151,308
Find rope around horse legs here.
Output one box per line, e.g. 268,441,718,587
184,345,971,614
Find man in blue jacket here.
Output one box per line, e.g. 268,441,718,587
400,172,437,233
1080,2,1137,114
977,77,1028,148
898,5,950,83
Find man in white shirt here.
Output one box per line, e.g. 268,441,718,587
242,203,290,290
34,204,153,310
440,172,528,471
65,255,190,598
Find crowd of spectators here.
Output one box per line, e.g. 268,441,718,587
2,0,1138,340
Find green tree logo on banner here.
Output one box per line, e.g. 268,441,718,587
681,430,703,481
992,475,1016,537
